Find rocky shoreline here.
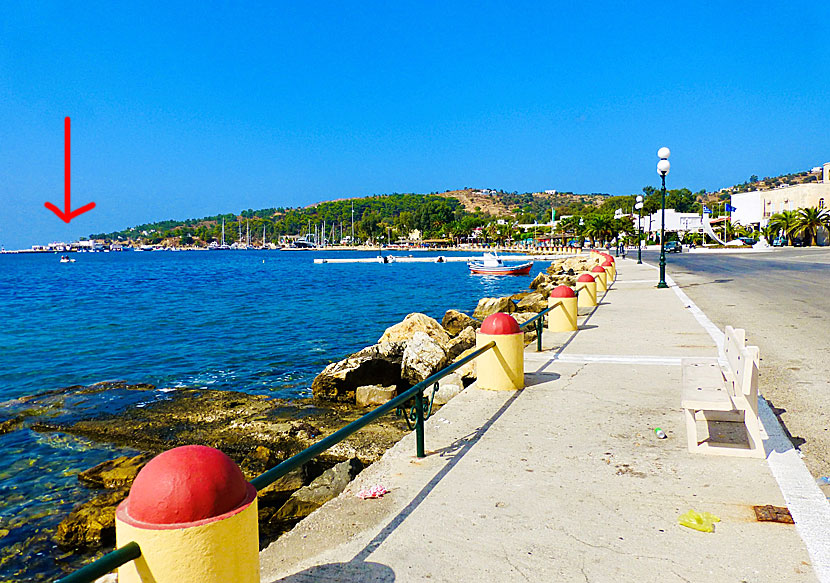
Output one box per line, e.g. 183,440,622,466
1,253,600,579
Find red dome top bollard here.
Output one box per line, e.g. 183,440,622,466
115,445,259,583
590,265,608,292
576,273,597,307
475,313,525,391
548,285,578,332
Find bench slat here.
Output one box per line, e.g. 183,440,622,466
681,359,733,410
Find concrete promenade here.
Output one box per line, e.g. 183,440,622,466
259,260,828,582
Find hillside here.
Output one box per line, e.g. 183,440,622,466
434,188,608,217
88,189,610,247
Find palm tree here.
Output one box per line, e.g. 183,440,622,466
484,222,499,244
761,224,778,245
585,214,614,248
768,210,800,246
793,207,828,246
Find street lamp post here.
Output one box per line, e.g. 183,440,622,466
635,195,644,264
656,147,671,288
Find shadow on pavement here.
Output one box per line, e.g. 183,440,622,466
349,389,525,564
765,398,807,450
267,560,395,582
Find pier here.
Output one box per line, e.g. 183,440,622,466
312,254,568,264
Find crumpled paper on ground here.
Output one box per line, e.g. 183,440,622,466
357,484,389,499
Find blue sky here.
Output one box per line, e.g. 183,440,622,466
1,2,828,249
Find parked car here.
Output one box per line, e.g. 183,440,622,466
665,241,682,253
737,236,757,246
772,237,786,247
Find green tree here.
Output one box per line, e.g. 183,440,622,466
793,207,828,246
768,210,800,246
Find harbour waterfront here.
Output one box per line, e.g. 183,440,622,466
0,249,548,581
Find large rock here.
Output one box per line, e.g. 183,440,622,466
77,454,150,489
312,342,404,402
510,312,536,328
401,332,448,384
516,292,547,312
257,466,307,512
270,458,363,524
356,385,396,407
445,326,476,361
530,272,553,290
472,297,517,320
547,257,594,275
441,309,479,336
433,372,465,405
452,347,478,382
379,313,450,346
511,312,541,344
55,489,126,550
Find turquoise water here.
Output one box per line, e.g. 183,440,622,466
0,249,547,580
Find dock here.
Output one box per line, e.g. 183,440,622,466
312,254,570,264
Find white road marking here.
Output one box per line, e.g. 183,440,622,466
660,271,830,581
526,353,685,366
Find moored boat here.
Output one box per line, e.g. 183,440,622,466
468,252,532,275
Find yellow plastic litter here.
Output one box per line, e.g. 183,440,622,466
678,509,721,533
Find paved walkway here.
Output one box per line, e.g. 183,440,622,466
259,260,828,582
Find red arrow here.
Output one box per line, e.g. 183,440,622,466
45,117,96,223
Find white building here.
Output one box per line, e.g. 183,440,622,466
730,191,764,226
643,209,704,234
731,163,830,227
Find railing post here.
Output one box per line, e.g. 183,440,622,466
415,387,426,458
536,315,543,352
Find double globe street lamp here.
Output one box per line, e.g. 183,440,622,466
635,195,644,264
656,147,671,288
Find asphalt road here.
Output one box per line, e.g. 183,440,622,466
638,246,830,481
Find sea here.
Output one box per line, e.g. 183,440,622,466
0,249,549,581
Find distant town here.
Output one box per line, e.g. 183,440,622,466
6,163,829,254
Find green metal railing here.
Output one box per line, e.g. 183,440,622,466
519,305,555,352
252,340,496,488
56,302,563,582
56,542,141,583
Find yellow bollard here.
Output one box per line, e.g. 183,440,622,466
116,446,259,583
601,259,615,283
599,253,615,277
475,313,524,391
547,286,578,332
590,265,607,292
576,274,597,308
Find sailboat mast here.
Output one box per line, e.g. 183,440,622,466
221,218,225,245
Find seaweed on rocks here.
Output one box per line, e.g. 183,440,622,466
22,383,411,557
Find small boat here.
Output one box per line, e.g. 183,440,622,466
59,255,76,263
468,253,532,275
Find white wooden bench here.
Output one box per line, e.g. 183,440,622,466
681,326,765,458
